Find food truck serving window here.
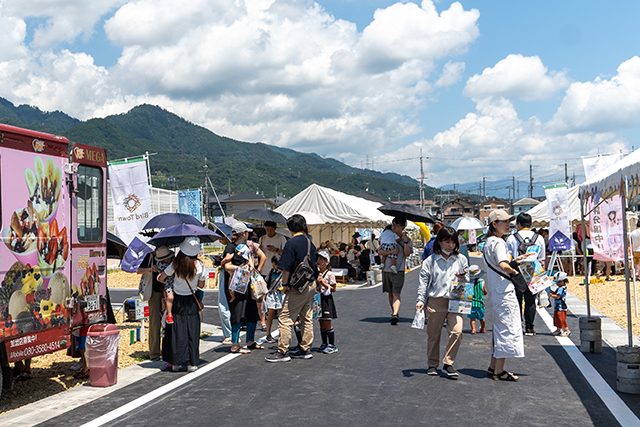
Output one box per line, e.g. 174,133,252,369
77,165,103,243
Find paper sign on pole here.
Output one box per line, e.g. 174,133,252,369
109,157,153,245
178,189,202,222
589,195,624,262
582,153,623,181
545,184,572,252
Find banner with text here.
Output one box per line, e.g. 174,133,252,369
589,195,624,262
178,189,202,222
108,158,153,245
545,184,572,251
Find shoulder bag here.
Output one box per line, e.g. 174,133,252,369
185,262,205,312
290,237,315,291
249,267,269,301
482,245,527,294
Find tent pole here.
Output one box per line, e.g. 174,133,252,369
580,193,591,318
621,186,634,347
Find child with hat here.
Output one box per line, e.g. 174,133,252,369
550,272,570,337
467,265,487,334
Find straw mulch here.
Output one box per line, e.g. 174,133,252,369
567,273,640,332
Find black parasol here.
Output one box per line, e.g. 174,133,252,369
106,231,127,259
235,209,287,225
377,203,436,224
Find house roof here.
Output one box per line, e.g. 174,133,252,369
514,197,541,206
443,198,475,207
225,190,266,201
479,196,509,206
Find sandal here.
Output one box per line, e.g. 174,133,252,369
230,346,251,354
247,342,264,350
493,371,518,381
73,370,90,380
487,367,495,377
15,371,32,381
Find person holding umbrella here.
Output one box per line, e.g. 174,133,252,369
157,237,206,372
378,217,414,325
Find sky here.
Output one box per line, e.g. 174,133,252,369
2,0,640,198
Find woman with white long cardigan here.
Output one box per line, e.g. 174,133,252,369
483,209,526,381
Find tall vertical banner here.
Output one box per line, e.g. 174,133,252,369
178,189,202,222
582,153,623,181
545,184,572,251
589,195,623,262
108,158,153,245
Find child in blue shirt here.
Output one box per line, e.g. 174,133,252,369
550,272,570,337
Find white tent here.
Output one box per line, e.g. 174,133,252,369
526,185,582,227
275,184,395,243
578,149,640,348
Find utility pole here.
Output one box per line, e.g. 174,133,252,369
529,163,534,198
565,162,568,184
482,176,486,200
419,149,426,209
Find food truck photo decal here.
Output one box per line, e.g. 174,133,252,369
0,125,107,378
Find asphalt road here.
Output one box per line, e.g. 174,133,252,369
44,270,640,427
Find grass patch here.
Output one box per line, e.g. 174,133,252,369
200,332,212,339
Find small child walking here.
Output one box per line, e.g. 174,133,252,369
550,272,571,337
264,255,285,343
467,265,487,334
316,250,338,354
379,224,400,274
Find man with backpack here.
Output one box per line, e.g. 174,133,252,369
266,214,319,362
506,213,546,336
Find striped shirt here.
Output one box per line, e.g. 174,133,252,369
472,279,485,308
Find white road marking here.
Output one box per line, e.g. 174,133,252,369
537,308,640,427
79,330,279,427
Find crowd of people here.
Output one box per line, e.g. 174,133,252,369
135,208,580,382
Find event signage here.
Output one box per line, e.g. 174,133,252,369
5,327,70,362
178,189,202,222
545,184,572,252
135,298,149,320
589,195,624,262
108,157,153,245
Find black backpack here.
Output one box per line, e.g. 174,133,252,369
289,237,315,291
514,231,540,255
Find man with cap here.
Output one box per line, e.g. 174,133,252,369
506,212,546,336
378,217,414,325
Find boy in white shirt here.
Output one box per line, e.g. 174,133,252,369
379,225,400,274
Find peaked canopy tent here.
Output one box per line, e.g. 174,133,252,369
579,148,640,347
526,185,582,227
275,184,398,244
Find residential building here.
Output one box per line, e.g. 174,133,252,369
513,197,541,215
442,198,476,225
478,197,511,224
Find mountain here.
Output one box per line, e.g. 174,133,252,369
0,98,434,200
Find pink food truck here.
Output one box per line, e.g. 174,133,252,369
0,124,108,395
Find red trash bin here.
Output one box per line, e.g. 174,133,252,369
86,324,120,387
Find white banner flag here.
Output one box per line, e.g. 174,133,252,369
582,153,623,181
545,184,572,252
109,158,153,245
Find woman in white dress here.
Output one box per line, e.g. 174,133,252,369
483,210,526,381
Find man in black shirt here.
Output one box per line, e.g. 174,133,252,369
266,214,318,362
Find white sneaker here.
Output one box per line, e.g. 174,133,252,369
187,365,198,372
172,365,182,372
390,265,398,274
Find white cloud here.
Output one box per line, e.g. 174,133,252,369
3,0,125,47
436,61,465,87
463,54,570,101
375,97,625,187
549,56,640,132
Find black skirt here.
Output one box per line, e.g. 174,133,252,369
162,294,200,367
320,294,337,319
225,272,259,325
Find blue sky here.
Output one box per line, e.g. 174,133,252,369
2,0,640,198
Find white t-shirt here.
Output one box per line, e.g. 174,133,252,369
258,233,287,276
484,237,514,295
164,260,205,296
380,229,398,245
506,229,546,262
